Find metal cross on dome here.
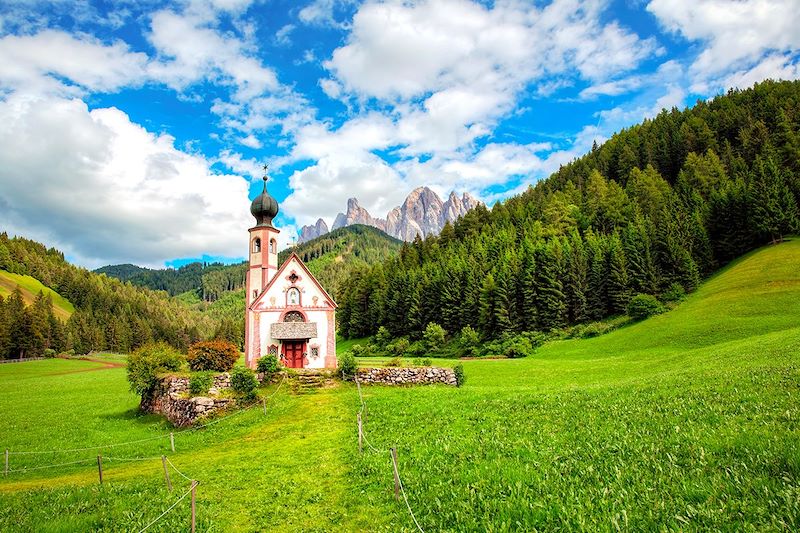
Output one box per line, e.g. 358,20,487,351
262,164,269,183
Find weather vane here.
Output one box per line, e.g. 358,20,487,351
262,163,269,183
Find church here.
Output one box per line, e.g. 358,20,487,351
244,174,337,370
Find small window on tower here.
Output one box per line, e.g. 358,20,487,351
310,346,319,359
270,239,277,253
253,238,261,253
252,289,258,299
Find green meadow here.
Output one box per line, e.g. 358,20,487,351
1,240,799,531
0,269,75,321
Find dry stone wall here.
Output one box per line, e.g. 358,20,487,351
356,367,457,386
142,373,238,427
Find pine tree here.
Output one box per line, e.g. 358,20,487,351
606,234,631,314
519,241,538,331
564,232,589,323
749,155,799,244
586,234,608,320
478,273,498,336
534,242,566,331
0,295,9,358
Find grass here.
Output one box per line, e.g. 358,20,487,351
1,240,799,530
336,335,371,356
0,269,75,321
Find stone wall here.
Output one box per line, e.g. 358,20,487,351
141,373,237,428
356,367,457,386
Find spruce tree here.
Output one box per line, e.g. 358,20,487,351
749,155,799,244
606,234,631,314
586,234,608,320
534,242,566,331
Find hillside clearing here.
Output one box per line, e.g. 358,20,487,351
0,240,798,530
0,269,75,321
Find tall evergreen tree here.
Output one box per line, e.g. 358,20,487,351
534,243,566,331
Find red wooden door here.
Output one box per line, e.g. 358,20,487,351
283,341,305,368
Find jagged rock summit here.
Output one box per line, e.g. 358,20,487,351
299,218,329,243
298,187,481,244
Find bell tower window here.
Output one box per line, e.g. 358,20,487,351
270,239,277,253
253,238,261,253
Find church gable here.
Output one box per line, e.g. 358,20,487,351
251,253,337,312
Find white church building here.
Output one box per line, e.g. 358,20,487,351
244,175,337,370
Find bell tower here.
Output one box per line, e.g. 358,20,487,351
245,165,280,367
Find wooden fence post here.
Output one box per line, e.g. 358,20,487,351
262,397,267,416
97,455,103,485
161,455,172,492
170,432,175,453
191,480,198,533
4,449,8,476
357,413,363,454
390,447,400,501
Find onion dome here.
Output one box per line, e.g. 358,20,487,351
250,175,279,228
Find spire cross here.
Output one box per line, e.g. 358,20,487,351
262,164,269,191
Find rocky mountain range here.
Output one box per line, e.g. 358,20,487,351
298,187,481,243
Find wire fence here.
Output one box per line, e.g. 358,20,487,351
2,376,287,531
352,373,425,533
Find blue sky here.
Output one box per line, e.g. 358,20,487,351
0,0,798,268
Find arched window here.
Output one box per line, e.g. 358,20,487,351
269,239,277,253
253,238,261,253
284,311,305,322
287,287,300,305
252,289,258,300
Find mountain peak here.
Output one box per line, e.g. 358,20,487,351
299,187,482,243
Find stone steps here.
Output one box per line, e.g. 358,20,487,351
289,372,334,393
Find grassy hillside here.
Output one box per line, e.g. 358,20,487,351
0,269,75,321
280,224,403,301
0,240,798,530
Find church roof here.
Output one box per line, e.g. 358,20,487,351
250,252,338,311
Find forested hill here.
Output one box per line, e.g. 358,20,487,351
278,224,403,301
338,80,800,340
0,233,216,358
95,261,247,302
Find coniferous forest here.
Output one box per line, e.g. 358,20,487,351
0,234,216,358
337,80,800,341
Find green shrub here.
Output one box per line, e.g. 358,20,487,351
187,340,239,372
230,366,258,401
189,372,213,395
662,282,686,302
459,325,480,347
337,351,357,379
503,336,534,358
423,322,447,350
627,293,666,320
256,354,281,375
385,357,403,367
453,363,465,387
349,344,364,357
43,348,56,358
127,342,185,397
581,323,607,338
388,338,410,356
375,326,392,345
407,340,426,357
422,357,432,366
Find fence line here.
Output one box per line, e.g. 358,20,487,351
136,484,194,533
6,457,97,473
165,456,193,482
352,373,425,533
0,357,45,364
